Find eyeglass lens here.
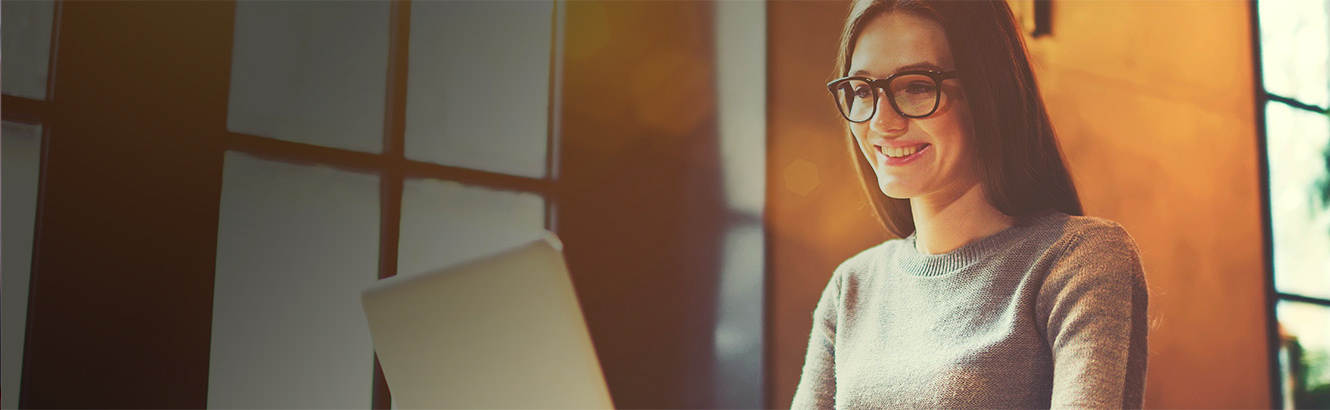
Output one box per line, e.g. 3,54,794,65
833,74,940,121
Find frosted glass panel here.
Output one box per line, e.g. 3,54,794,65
209,152,379,408
405,1,553,177
713,222,765,408
1,0,55,100
1259,0,1329,107
228,1,390,153
712,2,766,407
2,122,42,410
1266,102,1330,300
1276,301,1330,408
716,0,767,217
397,178,545,277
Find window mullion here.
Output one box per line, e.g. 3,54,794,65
373,0,411,409
1276,292,1330,308
1266,92,1330,114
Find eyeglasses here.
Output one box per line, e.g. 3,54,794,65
826,70,958,122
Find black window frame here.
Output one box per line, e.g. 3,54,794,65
1249,1,1330,409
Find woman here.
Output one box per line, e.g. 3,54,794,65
790,1,1149,409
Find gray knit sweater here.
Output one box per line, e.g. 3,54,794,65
791,212,1148,409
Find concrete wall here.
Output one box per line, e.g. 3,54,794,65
768,1,1271,408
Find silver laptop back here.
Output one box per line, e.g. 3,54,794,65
361,231,612,409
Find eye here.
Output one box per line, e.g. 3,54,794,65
853,84,873,99
905,81,936,95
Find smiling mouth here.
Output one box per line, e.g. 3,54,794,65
876,143,930,158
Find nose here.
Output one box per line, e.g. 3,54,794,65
868,93,908,136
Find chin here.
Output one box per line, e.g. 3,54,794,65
875,178,919,200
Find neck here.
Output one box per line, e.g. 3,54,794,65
909,182,1015,255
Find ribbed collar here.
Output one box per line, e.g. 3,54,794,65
900,212,1067,277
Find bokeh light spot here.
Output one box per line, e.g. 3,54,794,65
783,158,820,196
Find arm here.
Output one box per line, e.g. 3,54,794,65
1039,224,1150,409
790,269,842,410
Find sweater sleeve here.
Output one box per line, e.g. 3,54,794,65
1038,223,1149,409
790,267,843,410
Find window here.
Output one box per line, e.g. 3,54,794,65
713,1,767,407
207,1,561,407
0,121,45,410
1254,0,1330,408
0,1,56,408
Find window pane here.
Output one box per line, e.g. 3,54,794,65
1,122,42,410
714,221,764,408
209,152,379,408
228,1,390,153
1,0,54,100
1266,101,1330,300
397,178,545,277
713,2,766,407
1277,301,1330,408
1259,0,1329,108
405,1,553,178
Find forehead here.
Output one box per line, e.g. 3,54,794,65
848,12,954,77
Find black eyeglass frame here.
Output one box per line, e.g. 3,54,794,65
826,70,959,122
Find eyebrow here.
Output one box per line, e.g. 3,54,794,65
851,62,946,78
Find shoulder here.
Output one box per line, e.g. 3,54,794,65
830,237,905,282
1038,215,1147,297
1035,215,1150,344
813,238,902,312
1050,215,1142,263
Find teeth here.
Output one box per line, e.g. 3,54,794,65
884,145,922,158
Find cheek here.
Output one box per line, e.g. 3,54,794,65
927,101,975,161
934,122,979,181
948,95,975,152
849,125,873,158
937,119,969,148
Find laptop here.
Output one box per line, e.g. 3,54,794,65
361,230,613,409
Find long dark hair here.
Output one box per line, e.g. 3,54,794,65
835,0,1083,238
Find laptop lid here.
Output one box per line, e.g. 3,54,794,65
361,231,612,409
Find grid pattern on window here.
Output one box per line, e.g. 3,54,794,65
1255,0,1330,408
0,1,56,408
212,1,561,408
